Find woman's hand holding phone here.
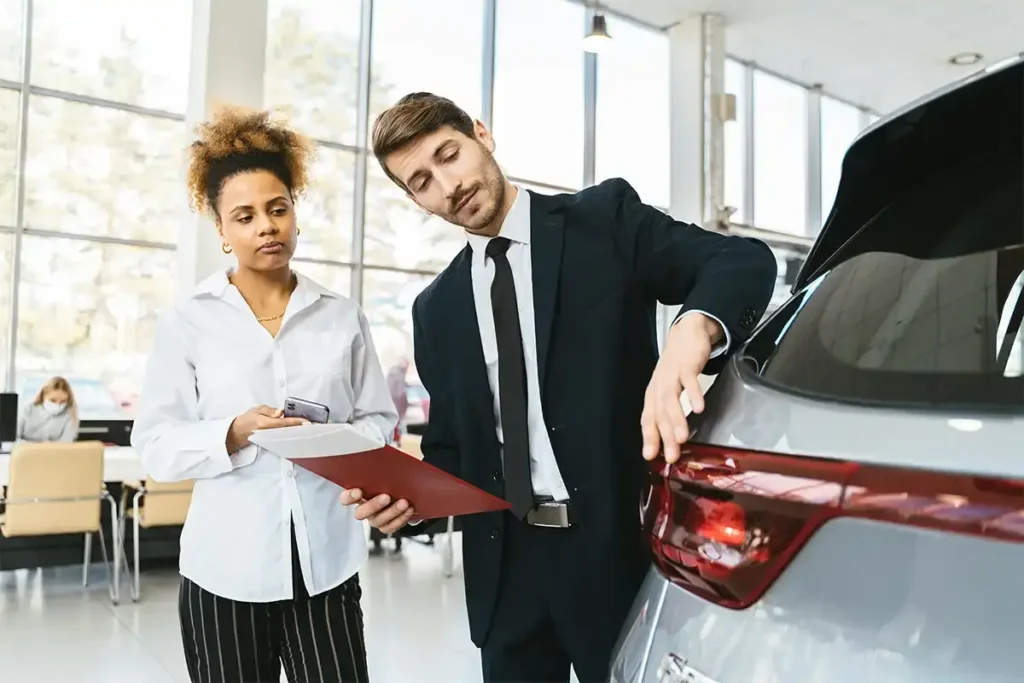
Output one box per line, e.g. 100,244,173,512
226,404,308,454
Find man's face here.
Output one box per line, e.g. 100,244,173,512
383,123,507,234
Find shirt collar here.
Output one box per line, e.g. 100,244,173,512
191,268,338,305
466,185,531,259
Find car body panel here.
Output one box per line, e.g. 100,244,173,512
697,361,1024,480
610,54,1024,683
616,516,1024,683
609,571,670,683
796,51,1024,290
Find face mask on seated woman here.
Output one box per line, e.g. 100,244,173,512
42,400,67,416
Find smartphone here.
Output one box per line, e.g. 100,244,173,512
283,397,330,424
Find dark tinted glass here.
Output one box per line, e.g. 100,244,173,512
743,124,1023,410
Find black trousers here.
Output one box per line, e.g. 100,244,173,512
481,517,616,683
178,526,369,683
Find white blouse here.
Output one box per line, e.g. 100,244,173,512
130,269,397,602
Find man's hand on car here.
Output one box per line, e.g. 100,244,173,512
641,312,723,464
340,488,415,534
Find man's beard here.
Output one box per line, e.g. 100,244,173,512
443,158,505,232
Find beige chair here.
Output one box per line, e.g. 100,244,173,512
120,478,193,601
0,441,120,603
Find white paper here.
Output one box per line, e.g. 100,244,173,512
249,423,383,460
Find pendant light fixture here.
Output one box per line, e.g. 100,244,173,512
583,11,612,54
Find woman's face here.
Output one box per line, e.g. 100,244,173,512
44,389,69,406
215,170,298,272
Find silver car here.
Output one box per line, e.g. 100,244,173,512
610,55,1024,683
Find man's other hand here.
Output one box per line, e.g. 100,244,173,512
641,312,723,464
340,488,415,534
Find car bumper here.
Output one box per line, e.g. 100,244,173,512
611,518,1024,683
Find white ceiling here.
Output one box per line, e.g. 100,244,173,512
600,0,1024,113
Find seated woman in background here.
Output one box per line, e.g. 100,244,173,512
18,376,79,442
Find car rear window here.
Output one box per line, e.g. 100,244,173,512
745,151,1024,410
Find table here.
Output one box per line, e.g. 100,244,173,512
0,445,143,487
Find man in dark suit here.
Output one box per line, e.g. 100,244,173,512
342,92,777,682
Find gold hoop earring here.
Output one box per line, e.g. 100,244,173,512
221,243,232,254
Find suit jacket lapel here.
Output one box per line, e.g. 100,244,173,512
529,191,565,391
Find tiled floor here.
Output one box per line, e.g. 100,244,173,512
0,536,482,682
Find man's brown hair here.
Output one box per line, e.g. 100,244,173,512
371,92,476,189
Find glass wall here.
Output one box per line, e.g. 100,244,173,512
261,0,676,382
0,0,191,417
493,0,585,190
724,58,877,237
723,57,878,312
1,0,881,407
820,94,865,219
594,14,670,207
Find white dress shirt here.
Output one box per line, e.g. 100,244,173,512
467,188,570,501
466,188,730,502
131,269,397,603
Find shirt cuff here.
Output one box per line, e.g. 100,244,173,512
674,310,731,359
348,418,387,447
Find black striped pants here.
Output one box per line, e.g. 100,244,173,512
178,533,368,682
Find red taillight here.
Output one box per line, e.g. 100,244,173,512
642,445,1024,609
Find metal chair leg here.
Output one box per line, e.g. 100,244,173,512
117,498,132,593
100,491,120,605
443,516,455,578
132,490,143,602
96,523,115,604
82,532,92,586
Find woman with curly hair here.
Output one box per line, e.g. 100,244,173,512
131,106,396,683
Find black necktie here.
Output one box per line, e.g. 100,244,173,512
486,237,534,519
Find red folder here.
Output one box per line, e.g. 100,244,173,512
289,445,511,520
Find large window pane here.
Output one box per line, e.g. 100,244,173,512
0,232,11,390
820,96,863,221
724,59,747,223
362,268,434,377
294,147,356,263
0,88,19,226
494,0,584,188
265,0,361,145
15,237,175,419
595,17,669,207
753,71,807,235
369,0,483,144
0,0,21,81
364,160,468,272
31,0,191,113
293,261,352,299
24,96,185,243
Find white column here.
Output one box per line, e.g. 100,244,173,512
659,13,727,346
806,85,823,237
177,0,270,294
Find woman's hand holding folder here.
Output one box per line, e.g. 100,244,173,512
340,488,416,534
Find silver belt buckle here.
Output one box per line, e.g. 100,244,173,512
527,501,572,528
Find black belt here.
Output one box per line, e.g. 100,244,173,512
525,500,576,528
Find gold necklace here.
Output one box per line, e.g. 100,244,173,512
256,312,285,323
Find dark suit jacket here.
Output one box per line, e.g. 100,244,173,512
410,178,777,647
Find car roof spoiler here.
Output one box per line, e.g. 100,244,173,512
793,52,1024,292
